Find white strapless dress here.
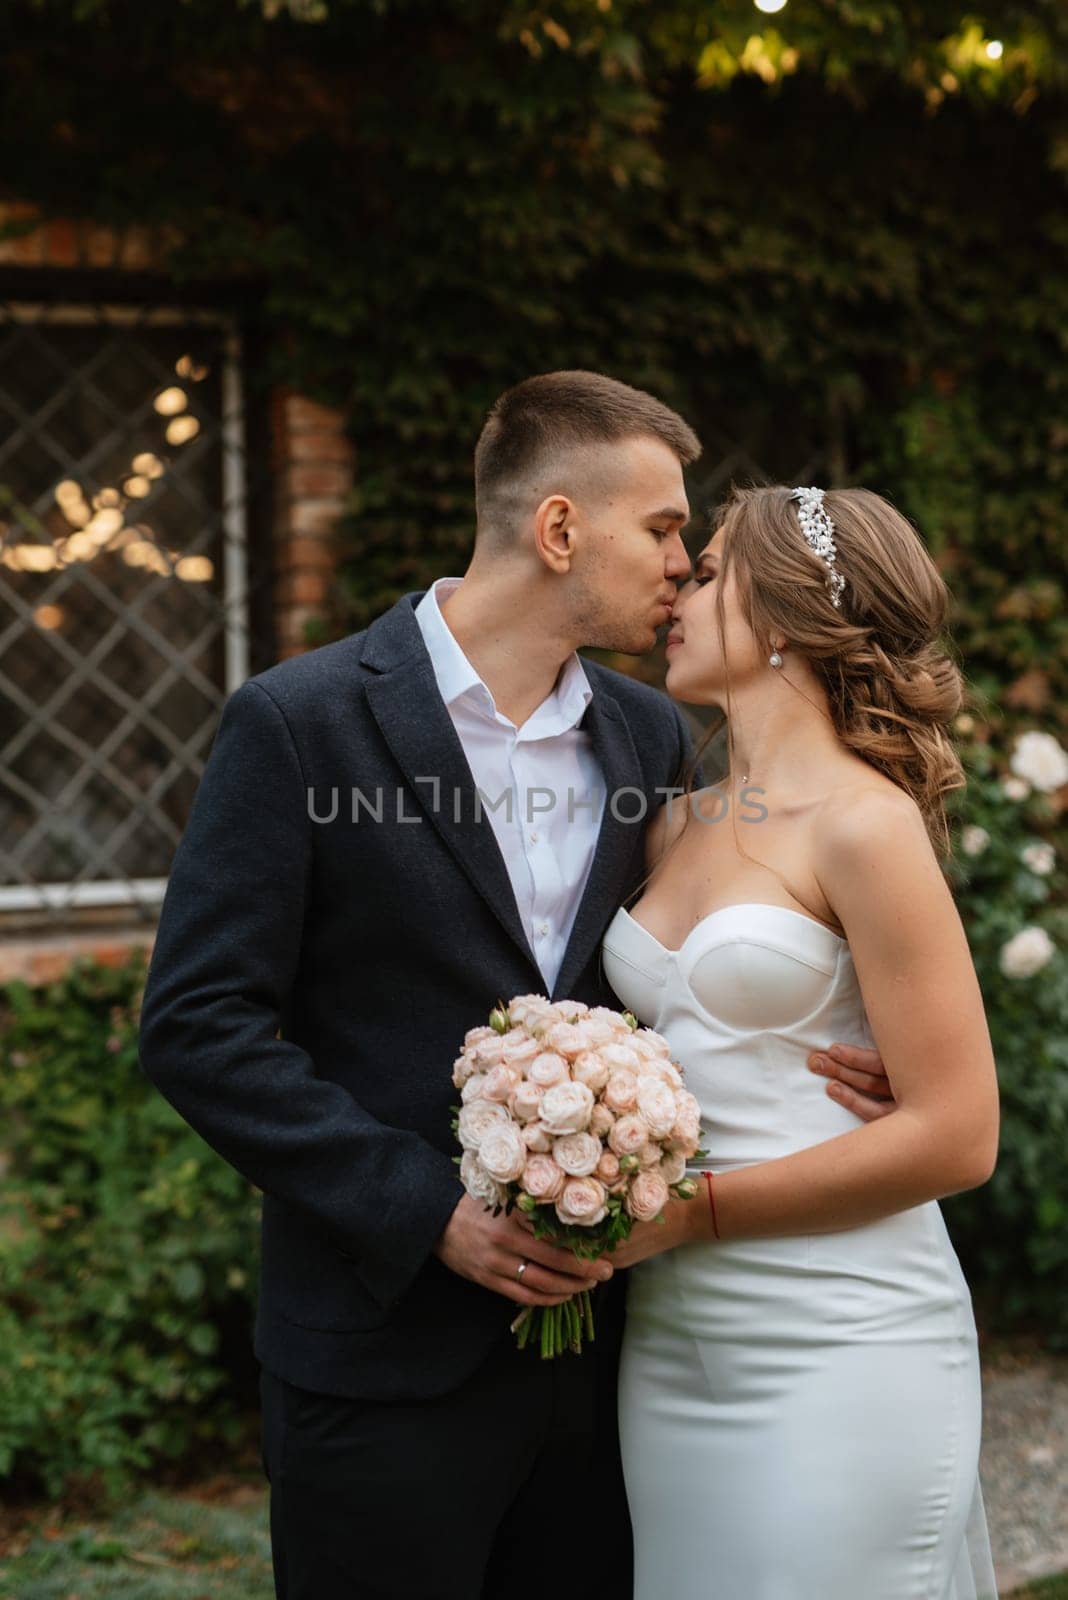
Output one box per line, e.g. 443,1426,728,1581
602,902,998,1600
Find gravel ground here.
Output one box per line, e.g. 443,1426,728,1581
980,1344,1068,1595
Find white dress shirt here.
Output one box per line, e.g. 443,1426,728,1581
414,577,606,993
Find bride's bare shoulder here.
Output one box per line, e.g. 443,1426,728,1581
813,777,931,870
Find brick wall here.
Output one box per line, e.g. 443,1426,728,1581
0,203,356,982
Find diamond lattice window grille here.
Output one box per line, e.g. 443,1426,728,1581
0,302,255,918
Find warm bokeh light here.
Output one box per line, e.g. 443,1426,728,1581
985,39,1004,60
122,540,172,576
92,487,122,509
123,475,152,498
33,604,65,631
3,543,61,571
154,386,188,416
132,452,165,478
54,480,82,504
174,554,214,583
754,0,787,12
166,415,201,445
176,355,210,381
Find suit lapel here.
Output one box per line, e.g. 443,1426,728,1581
362,598,537,970
552,689,645,1000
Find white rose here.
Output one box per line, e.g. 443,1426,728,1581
555,1177,608,1228
660,1150,687,1185
961,825,990,857
457,1099,511,1151
522,1121,554,1153
552,1132,603,1177
638,1141,663,1168
471,1036,507,1069
635,1027,672,1059
1021,842,1056,877
460,1072,489,1104
460,1150,507,1208
539,1080,595,1135
1010,731,1068,794
999,926,1056,979
572,1050,611,1094
479,1123,529,1184
1001,776,1031,802
636,1075,679,1139
511,1080,544,1122
529,1051,571,1089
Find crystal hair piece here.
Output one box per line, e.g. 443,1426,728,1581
789,486,845,609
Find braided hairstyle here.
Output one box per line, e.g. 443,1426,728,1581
710,484,966,857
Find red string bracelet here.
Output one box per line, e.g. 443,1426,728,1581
702,1170,720,1239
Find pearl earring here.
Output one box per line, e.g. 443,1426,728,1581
769,650,783,669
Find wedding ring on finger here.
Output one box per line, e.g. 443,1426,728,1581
516,1259,528,1281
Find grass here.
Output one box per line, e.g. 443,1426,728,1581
0,1476,1063,1599
0,1481,272,1600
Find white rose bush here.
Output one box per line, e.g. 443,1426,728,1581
944,721,1068,1345
452,995,704,1358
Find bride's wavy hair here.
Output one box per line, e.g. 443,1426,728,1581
691,483,967,859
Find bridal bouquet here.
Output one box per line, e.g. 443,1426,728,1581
451,994,704,1358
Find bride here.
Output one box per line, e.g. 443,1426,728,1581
601,485,1000,1599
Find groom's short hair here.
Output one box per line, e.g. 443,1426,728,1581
474,370,701,544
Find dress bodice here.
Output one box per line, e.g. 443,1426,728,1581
601,902,879,1165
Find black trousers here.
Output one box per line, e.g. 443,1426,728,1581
259,1316,633,1599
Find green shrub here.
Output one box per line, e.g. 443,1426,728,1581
942,725,1068,1348
0,955,261,1502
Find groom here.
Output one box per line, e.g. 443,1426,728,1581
138,370,894,1599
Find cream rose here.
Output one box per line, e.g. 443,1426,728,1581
636,1075,678,1139
508,995,556,1029
529,1051,571,1089
483,1064,520,1103
460,1072,489,1104
522,1154,566,1202
608,1113,651,1157
457,1099,511,1151
552,1131,602,1177
544,1021,593,1061
660,1150,687,1185
460,1150,507,1208
596,1150,621,1185
539,1080,595,1135
589,1103,616,1140
463,1025,499,1052
604,1072,639,1113
555,1176,608,1227
600,1042,642,1075
479,1123,528,1184
572,1050,611,1093
452,1052,479,1090
626,1170,670,1222
522,1121,554,1153
500,1033,543,1072
511,1080,544,1123
638,1141,663,1169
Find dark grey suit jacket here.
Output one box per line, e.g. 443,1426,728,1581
138,591,695,1400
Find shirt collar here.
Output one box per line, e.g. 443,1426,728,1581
413,576,593,734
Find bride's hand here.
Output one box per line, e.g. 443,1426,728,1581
604,1195,704,1269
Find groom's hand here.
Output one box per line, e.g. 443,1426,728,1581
808,1044,895,1121
434,1194,613,1308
